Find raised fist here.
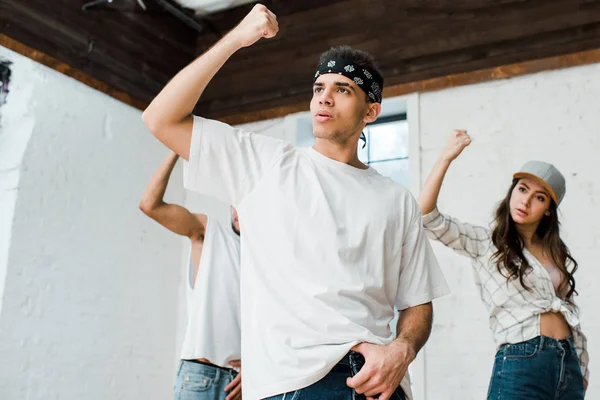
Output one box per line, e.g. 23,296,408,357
228,4,279,49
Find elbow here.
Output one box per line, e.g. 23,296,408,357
142,109,165,139
138,200,155,216
416,198,432,216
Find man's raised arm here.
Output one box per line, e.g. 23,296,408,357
142,4,279,160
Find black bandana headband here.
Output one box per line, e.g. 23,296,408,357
313,58,384,103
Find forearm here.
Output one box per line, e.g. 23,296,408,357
392,302,433,360
418,157,452,215
142,35,241,130
140,152,179,210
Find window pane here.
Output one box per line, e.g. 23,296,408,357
357,131,370,163
367,120,409,161
371,159,409,187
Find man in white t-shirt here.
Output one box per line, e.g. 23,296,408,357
142,5,449,400
139,151,242,400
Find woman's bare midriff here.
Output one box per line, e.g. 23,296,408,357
540,311,572,339
195,357,213,364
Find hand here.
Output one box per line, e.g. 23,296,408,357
346,341,415,400
584,379,588,393
441,129,471,162
227,4,279,49
224,360,242,400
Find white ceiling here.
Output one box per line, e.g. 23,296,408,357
173,0,257,14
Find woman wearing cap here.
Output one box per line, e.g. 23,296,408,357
418,130,588,399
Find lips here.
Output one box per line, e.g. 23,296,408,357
315,110,333,122
515,208,528,217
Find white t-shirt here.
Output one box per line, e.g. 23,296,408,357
184,116,449,400
179,216,241,368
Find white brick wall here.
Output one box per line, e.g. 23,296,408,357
0,50,36,321
417,62,600,399
0,46,182,399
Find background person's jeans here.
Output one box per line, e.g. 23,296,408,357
264,351,406,400
487,335,584,400
174,359,238,400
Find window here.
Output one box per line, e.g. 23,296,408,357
358,114,409,186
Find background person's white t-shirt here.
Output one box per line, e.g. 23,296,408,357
179,217,241,368
184,116,449,400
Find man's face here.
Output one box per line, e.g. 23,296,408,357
310,74,377,143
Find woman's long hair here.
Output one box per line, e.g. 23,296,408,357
491,179,578,299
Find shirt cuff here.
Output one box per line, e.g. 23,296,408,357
396,285,451,311
422,207,441,226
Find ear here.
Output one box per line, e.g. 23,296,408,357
363,102,381,124
544,210,551,216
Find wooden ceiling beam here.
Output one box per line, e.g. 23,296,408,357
3,0,600,123
1,0,197,105
217,47,600,125
0,34,149,110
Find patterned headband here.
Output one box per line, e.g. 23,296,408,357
313,58,384,103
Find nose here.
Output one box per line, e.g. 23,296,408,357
318,87,334,106
522,193,533,208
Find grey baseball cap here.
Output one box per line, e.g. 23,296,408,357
513,161,566,205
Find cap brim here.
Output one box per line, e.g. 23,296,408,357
513,172,558,204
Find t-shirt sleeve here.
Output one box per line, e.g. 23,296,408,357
183,116,289,205
395,197,451,310
422,207,491,260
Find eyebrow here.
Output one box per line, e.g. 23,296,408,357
313,81,357,93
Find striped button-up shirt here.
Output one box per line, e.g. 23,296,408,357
423,208,589,381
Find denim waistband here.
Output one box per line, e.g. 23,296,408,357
332,351,365,373
180,359,237,377
501,335,574,351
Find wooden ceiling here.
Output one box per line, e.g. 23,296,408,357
3,0,600,123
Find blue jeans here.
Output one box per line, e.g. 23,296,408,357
264,351,406,400
174,360,238,400
487,335,584,400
